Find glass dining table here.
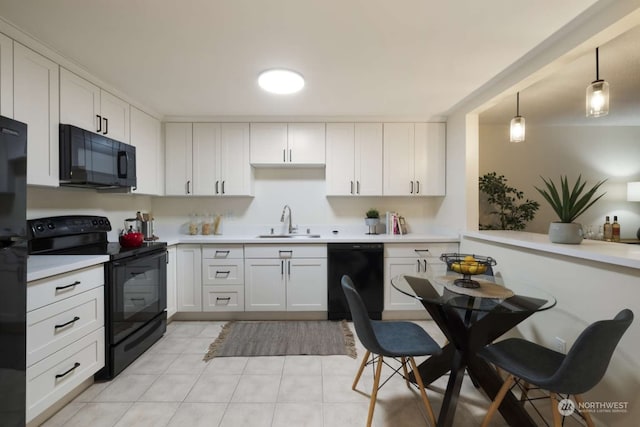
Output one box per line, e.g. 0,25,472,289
392,271,556,427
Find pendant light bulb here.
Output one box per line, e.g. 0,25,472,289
510,92,525,143
586,47,609,117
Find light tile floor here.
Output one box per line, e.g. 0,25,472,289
41,320,585,427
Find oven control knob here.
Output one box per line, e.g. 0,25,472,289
47,223,55,230
92,219,98,225
35,224,45,232
98,219,104,225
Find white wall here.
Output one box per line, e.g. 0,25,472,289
480,124,640,238
151,168,450,235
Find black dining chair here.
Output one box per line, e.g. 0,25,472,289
341,275,440,427
478,309,633,427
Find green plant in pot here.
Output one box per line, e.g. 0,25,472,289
534,175,606,244
365,209,380,234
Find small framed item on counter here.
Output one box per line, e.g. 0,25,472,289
398,216,407,234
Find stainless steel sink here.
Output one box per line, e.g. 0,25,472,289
256,234,321,238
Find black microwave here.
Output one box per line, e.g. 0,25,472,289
59,124,136,190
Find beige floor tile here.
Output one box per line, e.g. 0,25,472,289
323,402,373,427
283,355,322,376
231,374,282,403
204,356,249,375
121,352,179,376
113,402,179,427
149,336,190,354
322,374,374,403
219,403,275,427
277,375,323,403
139,374,199,402
94,374,158,402
272,402,323,427
197,321,227,337
185,374,241,403
181,337,216,354
73,381,110,403
321,355,362,376
60,402,131,427
165,352,210,374
40,402,86,427
167,321,208,337
244,356,285,375
166,402,227,427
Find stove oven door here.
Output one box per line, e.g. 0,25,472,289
108,250,167,344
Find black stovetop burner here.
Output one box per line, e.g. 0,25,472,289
28,215,166,260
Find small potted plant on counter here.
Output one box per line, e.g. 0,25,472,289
365,209,380,235
535,175,606,244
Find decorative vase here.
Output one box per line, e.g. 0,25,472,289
548,222,583,244
365,217,379,235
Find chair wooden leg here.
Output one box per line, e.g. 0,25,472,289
573,394,595,427
352,350,370,390
550,393,562,427
366,354,384,427
520,381,531,402
401,357,411,388
410,357,437,427
481,374,515,427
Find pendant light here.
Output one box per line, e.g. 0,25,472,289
586,47,609,117
510,92,525,143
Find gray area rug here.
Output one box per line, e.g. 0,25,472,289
203,320,357,361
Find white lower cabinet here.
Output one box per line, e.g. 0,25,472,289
244,244,327,311
166,246,178,319
383,242,458,311
202,245,245,312
26,265,105,422
176,245,202,312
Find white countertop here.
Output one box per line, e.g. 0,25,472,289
462,230,640,270
27,255,110,282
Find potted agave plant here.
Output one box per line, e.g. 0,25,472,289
534,175,606,244
365,208,380,235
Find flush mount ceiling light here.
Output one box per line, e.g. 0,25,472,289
586,47,609,117
258,69,305,94
509,92,525,143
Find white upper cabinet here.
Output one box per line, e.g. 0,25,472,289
166,122,252,196
60,68,130,143
326,123,382,196
165,122,193,195
250,122,325,166
383,122,445,196
130,107,162,195
13,42,59,187
0,33,13,118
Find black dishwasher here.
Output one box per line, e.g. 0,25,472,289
327,243,384,320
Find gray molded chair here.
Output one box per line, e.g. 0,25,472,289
478,309,633,427
341,275,441,427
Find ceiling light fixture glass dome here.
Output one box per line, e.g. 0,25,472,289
258,69,305,94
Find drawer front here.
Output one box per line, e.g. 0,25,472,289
202,285,244,312
202,245,244,259
27,287,104,366
244,244,327,259
384,243,458,259
28,265,104,311
202,259,244,285
26,327,105,422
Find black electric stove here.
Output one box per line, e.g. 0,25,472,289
28,215,168,380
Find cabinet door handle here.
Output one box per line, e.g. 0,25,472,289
423,259,427,271
283,149,286,162
287,260,291,277
55,280,80,292
187,180,191,194
103,117,108,135
417,259,421,272
215,181,219,194
410,181,414,194
222,181,225,194
54,316,80,330
55,362,80,379
289,149,292,162
350,181,354,194
416,181,420,194
356,181,360,194
96,115,102,133
281,260,284,275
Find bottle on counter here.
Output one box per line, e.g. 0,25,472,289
188,213,199,235
612,216,621,242
201,213,212,235
603,216,613,242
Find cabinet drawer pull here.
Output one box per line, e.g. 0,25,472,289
215,250,230,257
55,362,80,379
279,250,293,255
215,270,231,278
55,281,80,291
414,249,430,254
216,297,231,301
54,316,80,330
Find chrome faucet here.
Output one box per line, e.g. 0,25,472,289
280,205,296,234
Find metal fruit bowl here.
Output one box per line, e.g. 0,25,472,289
440,253,497,288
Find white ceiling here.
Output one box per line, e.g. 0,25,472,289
0,0,600,120
480,24,640,126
